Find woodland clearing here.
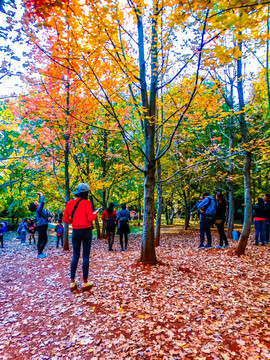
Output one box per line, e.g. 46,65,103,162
0,230,269,360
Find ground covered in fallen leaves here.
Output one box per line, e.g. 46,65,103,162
0,229,269,360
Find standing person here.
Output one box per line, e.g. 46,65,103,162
26,218,36,245
54,221,64,248
253,197,266,246
29,192,49,258
101,203,117,251
19,219,28,244
215,193,229,249
197,193,216,249
263,194,270,243
63,183,99,292
116,203,131,251
0,221,7,248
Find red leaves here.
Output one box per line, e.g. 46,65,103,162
24,0,68,18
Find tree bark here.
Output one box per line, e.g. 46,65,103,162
155,158,162,247
227,88,235,239
63,80,70,251
183,190,190,230
235,38,252,256
140,160,157,264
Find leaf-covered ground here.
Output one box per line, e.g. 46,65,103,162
0,229,269,360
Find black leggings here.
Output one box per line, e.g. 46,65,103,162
119,233,128,249
216,221,228,247
37,224,48,255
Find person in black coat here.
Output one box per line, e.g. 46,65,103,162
253,197,266,246
215,193,229,248
263,194,270,243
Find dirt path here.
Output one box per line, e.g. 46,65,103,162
0,230,269,359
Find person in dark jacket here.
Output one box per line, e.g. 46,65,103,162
263,194,270,243
253,197,266,246
197,193,216,249
215,193,229,248
29,192,49,258
55,222,64,248
0,221,7,248
116,203,131,251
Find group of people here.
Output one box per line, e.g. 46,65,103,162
197,192,270,249
101,202,131,252
23,184,131,292
17,218,37,244
61,183,131,292
2,184,269,293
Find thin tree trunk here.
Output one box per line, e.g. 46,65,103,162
235,38,252,256
63,79,70,251
183,190,190,230
227,83,235,239
137,4,157,264
140,160,157,264
267,5,270,115
155,158,162,247
101,130,107,239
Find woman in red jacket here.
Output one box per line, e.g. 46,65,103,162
101,203,117,251
63,183,99,292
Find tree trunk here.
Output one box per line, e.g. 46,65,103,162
101,130,107,239
235,151,252,255
165,204,169,225
138,4,157,265
227,110,235,238
155,158,162,247
267,5,270,115
235,38,252,256
183,190,190,230
63,80,70,251
227,181,234,239
137,196,141,226
140,161,157,264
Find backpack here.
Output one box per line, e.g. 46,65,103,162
106,216,115,229
204,197,216,216
56,225,64,236
119,210,129,225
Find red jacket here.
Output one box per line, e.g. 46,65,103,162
63,198,97,229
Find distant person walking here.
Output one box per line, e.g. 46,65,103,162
116,203,131,251
55,221,64,248
63,183,99,292
101,203,117,251
19,219,28,244
215,193,229,248
263,194,270,243
253,197,266,246
0,221,7,248
26,218,36,245
197,193,216,249
29,192,49,258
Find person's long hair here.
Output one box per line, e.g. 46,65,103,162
107,202,114,215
